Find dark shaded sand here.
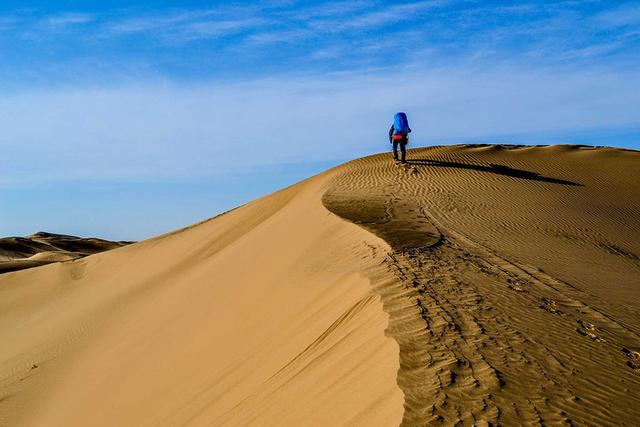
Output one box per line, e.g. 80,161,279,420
0,232,132,274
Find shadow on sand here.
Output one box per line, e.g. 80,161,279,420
406,159,582,186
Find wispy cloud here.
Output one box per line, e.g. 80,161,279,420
556,39,628,61
102,8,268,41
243,27,315,46
285,1,370,20
105,9,216,34
594,3,640,28
180,18,267,39
306,0,447,31
2,1,640,74
341,0,447,29
309,46,343,60
46,12,93,27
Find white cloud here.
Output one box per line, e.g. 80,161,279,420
555,39,627,60
308,0,446,31
47,12,93,26
180,18,266,39
106,10,218,34
309,46,343,59
344,0,447,28
103,7,268,41
243,28,313,45
594,3,640,28
286,0,371,20
1,67,638,186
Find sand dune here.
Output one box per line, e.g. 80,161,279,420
0,232,131,274
1,145,639,425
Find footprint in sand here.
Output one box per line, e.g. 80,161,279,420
540,297,563,314
576,319,605,342
506,278,527,293
508,283,526,292
622,348,640,372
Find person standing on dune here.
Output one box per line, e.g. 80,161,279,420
389,112,411,164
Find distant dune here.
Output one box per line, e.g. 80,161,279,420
0,232,132,275
1,145,639,426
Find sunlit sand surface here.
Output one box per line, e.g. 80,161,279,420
1,145,639,425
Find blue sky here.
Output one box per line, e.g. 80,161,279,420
1,1,639,240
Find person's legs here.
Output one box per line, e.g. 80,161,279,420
400,138,407,163
392,140,399,160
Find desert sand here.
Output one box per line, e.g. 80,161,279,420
1,144,639,426
0,232,131,275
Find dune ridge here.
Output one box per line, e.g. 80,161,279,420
1,144,639,426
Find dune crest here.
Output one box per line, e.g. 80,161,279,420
1,144,639,425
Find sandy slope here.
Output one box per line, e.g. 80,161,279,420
0,173,402,426
1,145,640,426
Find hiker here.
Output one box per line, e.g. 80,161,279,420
389,112,411,163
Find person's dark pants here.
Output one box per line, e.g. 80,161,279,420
393,137,408,163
